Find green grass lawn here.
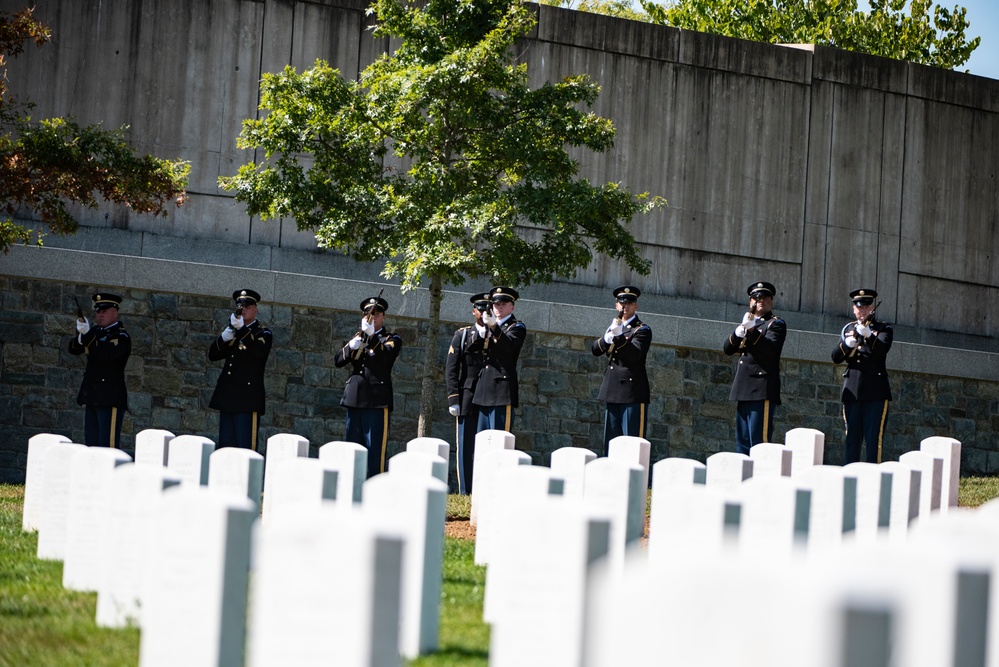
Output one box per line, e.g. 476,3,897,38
2,477,997,667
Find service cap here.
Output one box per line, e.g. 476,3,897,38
360,296,389,313
850,288,877,306
489,286,519,303
470,292,491,309
613,285,641,303
232,289,261,305
92,293,123,311
747,281,776,299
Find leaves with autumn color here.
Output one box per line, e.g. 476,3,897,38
0,6,189,253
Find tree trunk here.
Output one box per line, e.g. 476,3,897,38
417,273,443,437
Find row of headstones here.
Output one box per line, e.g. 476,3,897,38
20,426,973,667
471,428,981,667
649,430,961,559
21,429,463,666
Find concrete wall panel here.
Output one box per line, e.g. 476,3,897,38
821,227,882,311
3,0,998,340
535,4,678,62
809,44,907,93
679,30,811,84
897,273,997,339
900,99,999,292
908,61,999,112
655,66,807,261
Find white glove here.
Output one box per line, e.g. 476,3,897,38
475,323,487,337
76,317,90,335
221,327,236,342
360,317,375,336
482,309,497,327
855,322,872,338
348,335,363,350
608,318,624,336
230,313,244,329
740,312,762,329
448,404,460,417
844,335,859,348
735,325,748,338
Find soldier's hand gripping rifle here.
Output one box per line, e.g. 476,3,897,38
844,300,882,358
738,300,760,350
352,288,384,360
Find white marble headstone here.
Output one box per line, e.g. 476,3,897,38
470,429,515,525
583,457,645,573
134,428,175,467
264,458,339,525
22,432,71,532
262,433,310,521
95,464,181,628
473,448,532,566
63,447,133,591
36,442,87,560
318,440,367,504
487,497,611,667
785,427,825,475
139,487,257,667
363,473,447,659
587,551,816,667
651,457,707,488
749,442,792,478
550,447,597,499
919,436,961,512
899,450,943,518
166,435,215,486
648,483,739,564
208,448,264,512
844,462,891,544
705,452,753,492
482,467,566,615
607,435,651,491
387,450,448,485
876,461,920,541
246,505,403,667
735,476,810,557
795,465,857,553
406,437,450,469
907,510,999,667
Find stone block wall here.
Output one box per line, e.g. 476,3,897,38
2,277,996,485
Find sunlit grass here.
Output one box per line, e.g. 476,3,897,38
0,485,140,667
958,476,999,508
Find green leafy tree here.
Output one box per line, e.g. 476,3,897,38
221,0,661,435
641,0,979,69
538,0,651,21
1,7,189,254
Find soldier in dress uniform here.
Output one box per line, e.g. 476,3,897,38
592,285,652,456
472,286,527,433
334,295,403,478
208,289,273,451
832,288,893,464
445,292,490,494
69,292,131,447
722,281,786,454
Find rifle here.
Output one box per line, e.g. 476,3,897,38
352,287,384,360
845,300,882,358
